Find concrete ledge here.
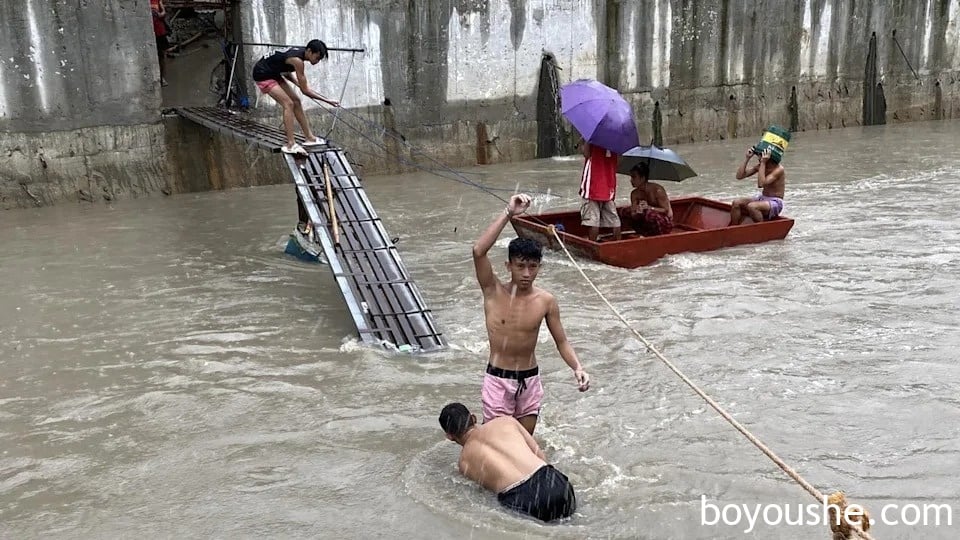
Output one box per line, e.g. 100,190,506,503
0,117,293,210
163,115,288,193
0,124,168,210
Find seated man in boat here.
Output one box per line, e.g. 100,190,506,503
439,402,577,522
620,162,673,236
730,146,786,224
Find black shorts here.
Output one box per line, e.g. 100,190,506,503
155,35,170,52
497,464,576,522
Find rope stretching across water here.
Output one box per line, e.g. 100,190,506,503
544,226,875,540
303,98,876,539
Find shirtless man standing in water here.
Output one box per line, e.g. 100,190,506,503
472,193,590,435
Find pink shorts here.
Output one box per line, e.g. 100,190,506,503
255,79,279,94
481,364,543,422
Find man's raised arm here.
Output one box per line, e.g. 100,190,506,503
472,194,531,293
736,147,759,180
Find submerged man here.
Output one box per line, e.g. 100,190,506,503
730,146,786,224
252,39,340,155
439,402,577,522
472,193,590,436
621,162,673,236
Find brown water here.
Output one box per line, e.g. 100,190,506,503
2,120,960,539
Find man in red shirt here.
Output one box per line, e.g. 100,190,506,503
578,140,621,242
150,0,169,87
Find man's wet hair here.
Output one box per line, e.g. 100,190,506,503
439,403,471,437
508,237,542,263
307,39,329,60
630,162,649,178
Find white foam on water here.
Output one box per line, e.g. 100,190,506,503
438,337,488,355
402,432,594,537
663,252,724,271
337,336,365,353
544,253,638,277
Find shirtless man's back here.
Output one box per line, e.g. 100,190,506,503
439,403,577,522
472,194,590,435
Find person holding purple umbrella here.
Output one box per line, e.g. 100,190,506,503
578,138,621,242
560,79,639,243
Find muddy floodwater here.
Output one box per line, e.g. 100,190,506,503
2,120,960,539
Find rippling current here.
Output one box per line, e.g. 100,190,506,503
2,120,960,539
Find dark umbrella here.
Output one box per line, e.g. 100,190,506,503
617,145,698,182
560,79,639,154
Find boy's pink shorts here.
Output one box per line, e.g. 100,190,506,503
481,364,543,422
255,79,279,93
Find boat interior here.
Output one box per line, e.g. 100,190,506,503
530,197,748,241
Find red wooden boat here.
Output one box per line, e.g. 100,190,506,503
510,196,794,268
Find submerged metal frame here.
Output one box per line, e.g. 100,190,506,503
174,106,448,353
282,155,372,343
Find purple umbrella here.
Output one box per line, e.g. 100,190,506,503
560,79,639,155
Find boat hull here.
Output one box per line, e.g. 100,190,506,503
510,196,794,268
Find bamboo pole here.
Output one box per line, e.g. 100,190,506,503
322,158,340,246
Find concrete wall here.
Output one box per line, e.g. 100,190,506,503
615,0,960,142
163,116,290,193
2,0,960,208
237,0,960,168
0,0,167,209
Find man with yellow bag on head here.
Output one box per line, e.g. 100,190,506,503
730,126,790,224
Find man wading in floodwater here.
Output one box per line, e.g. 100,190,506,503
472,194,590,436
251,39,340,155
